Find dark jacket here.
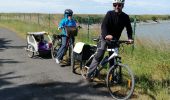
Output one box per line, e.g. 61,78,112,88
101,10,133,40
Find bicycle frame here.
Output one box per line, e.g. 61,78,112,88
84,40,128,77
97,47,121,73
66,36,74,49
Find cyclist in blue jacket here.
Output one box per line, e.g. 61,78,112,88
56,9,77,64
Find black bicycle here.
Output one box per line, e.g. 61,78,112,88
51,26,78,65
81,39,135,100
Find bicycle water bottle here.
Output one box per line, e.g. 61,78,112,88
100,56,109,66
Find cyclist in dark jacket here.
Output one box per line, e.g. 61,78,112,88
86,0,133,81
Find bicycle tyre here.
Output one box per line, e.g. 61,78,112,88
69,45,75,72
27,44,34,58
106,63,135,100
51,38,61,59
81,55,94,78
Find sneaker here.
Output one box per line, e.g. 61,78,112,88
55,58,60,64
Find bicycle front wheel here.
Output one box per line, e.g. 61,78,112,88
51,38,61,59
106,63,135,100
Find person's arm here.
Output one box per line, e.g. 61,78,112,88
101,11,111,39
58,19,65,30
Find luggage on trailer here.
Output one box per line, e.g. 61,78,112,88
73,42,97,61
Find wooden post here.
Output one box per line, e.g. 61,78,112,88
87,16,90,42
132,15,136,52
38,13,40,25
49,14,51,30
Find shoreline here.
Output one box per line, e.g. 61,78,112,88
135,20,170,25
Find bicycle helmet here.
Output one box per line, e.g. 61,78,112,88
113,0,125,4
64,9,73,16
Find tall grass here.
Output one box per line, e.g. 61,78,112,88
121,38,170,99
0,20,47,38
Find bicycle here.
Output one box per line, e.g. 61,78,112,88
51,26,78,65
81,39,135,100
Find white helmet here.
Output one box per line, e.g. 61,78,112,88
113,0,125,4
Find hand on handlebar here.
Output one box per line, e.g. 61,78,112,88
127,39,134,44
105,35,113,41
77,25,82,29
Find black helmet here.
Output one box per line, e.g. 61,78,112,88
64,9,73,16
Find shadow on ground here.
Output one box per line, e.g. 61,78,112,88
0,80,111,100
0,38,12,51
0,72,23,88
0,38,25,52
0,59,23,67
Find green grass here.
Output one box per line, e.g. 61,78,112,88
0,17,170,99
120,38,170,98
0,20,48,38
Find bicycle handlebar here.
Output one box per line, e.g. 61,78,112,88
59,26,81,30
109,40,133,44
92,38,133,45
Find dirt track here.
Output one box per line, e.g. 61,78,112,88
0,28,113,100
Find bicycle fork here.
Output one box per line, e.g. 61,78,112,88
107,56,123,84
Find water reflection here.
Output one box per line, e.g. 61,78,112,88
122,21,170,44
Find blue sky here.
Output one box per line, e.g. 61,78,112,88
0,0,170,15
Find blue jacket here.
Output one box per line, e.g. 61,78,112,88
58,15,76,36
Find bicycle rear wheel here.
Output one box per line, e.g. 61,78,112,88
106,63,135,100
71,53,84,73
68,44,74,71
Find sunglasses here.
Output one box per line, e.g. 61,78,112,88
68,14,72,16
66,13,72,16
113,3,122,7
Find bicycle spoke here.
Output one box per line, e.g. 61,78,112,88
51,38,61,59
107,64,134,100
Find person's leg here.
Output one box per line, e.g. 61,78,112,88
86,36,107,78
56,36,67,61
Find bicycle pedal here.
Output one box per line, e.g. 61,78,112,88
81,73,87,79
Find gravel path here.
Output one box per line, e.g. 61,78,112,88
0,28,112,100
